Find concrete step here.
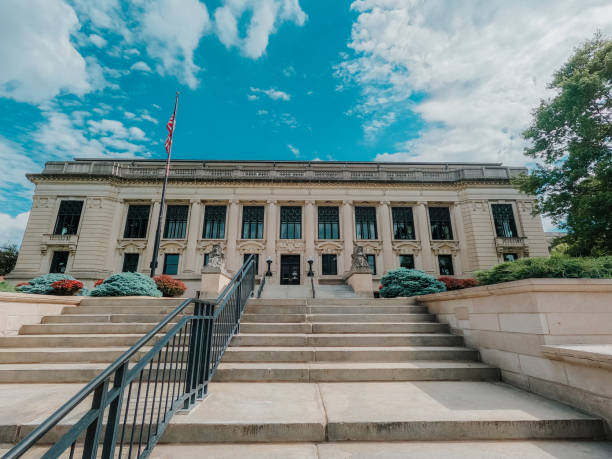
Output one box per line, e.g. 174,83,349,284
239,322,449,334
62,305,188,315
240,313,436,323
19,323,170,335
42,314,172,324
248,298,418,306
78,297,185,307
231,333,464,347
214,361,499,382
0,334,162,348
223,346,479,362
244,305,429,314
0,346,187,364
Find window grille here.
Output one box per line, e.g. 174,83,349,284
163,254,179,275
53,200,83,235
280,206,302,239
399,254,415,269
318,207,340,239
163,205,189,239
50,251,69,273
203,205,227,239
242,206,264,239
355,206,377,240
321,254,337,275
123,205,150,238
492,204,518,238
438,254,454,275
392,207,415,240
367,254,376,275
122,253,139,272
429,207,453,240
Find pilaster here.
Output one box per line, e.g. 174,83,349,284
183,199,202,273
415,202,435,274
143,200,161,273
379,200,395,273
341,200,354,275
304,200,316,276
225,199,240,272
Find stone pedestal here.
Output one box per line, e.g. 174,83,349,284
344,271,374,298
200,267,232,299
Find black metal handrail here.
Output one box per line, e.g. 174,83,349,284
4,256,256,459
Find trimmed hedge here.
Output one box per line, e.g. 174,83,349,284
153,275,187,297
17,274,78,295
0,281,16,292
379,268,446,298
438,276,478,291
89,272,162,297
476,256,612,286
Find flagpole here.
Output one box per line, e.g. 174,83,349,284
150,92,179,277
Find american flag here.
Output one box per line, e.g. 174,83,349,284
164,113,175,155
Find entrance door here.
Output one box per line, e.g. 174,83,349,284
280,255,301,285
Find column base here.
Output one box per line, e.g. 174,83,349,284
344,271,374,298
200,268,232,299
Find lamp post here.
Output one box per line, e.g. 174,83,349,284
307,256,314,277
265,256,273,277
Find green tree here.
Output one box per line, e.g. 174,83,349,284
515,35,612,256
0,244,19,276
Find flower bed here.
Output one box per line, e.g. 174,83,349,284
153,275,187,297
438,276,478,291
50,279,83,295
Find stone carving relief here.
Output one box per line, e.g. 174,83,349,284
315,240,343,254
358,241,382,254
198,240,226,254
430,241,459,256
159,240,186,255
207,244,225,269
117,240,147,255
276,240,305,252
350,246,371,273
392,241,422,255
237,240,265,254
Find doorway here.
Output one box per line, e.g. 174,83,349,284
280,255,301,285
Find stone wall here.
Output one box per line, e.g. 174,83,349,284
416,279,612,435
0,292,81,336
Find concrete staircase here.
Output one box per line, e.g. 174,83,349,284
0,295,609,456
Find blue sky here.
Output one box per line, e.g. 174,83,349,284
1,0,612,245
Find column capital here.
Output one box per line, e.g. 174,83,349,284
417,201,428,207
266,199,277,205
380,200,391,206
229,199,240,205
190,198,202,205
342,199,353,206
304,199,315,206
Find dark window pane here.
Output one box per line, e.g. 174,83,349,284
392,207,415,240
492,204,518,238
438,255,454,275
243,253,259,274
203,253,209,266
429,207,453,240
280,206,302,239
318,207,340,239
53,200,83,235
123,205,150,238
203,205,227,239
366,254,376,275
242,206,264,239
122,253,139,272
503,253,518,262
399,254,415,269
321,254,337,275
163,254,179,275
50,251,69,273
163,205,189,239
355,207,377,240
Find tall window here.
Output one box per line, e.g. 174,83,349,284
123,205,150,238
53,200,83,235
163,205,189,239
203,205,226,239
438,255,454,275
355,206,377,240
318,207,339,239
243,253,259,274
366,254,377,275
321,254,337,275
50,251,69,273
429,207,453,240
122,253,139,272
399,254,415,269
163,254,179,275
392,207,415,240
280,206,302,239
242,206,264,239
492,204,518,238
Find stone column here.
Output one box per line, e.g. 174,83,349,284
415,201,435,274
143,200,161,273
183,199,202,273
304,200,316,277
379,200,395,273
341,200,354,275
266,199,277,257
452,203,469,275
105,199,123,275
225,199,240,272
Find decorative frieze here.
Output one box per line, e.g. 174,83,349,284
236,239,266,254
117,239,146,255
276,239,305,252
197,240,226,254
40,234,78,255
159,240,187,255
315,240,344,254
430,240,460,255
392,240,422,255
355,241,383,254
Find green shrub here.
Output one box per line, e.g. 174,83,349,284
17,274,77,295
0,281,16,292
89,272,162,297
476,256,612,285
379,268,446,298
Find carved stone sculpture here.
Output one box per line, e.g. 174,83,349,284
207,244,225,269
351,245,371,273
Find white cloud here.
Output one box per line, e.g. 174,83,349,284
363,112,395,141
214,0,306,58
249,86,291,101
256,109,269,115
288,144,299,156
129,126,147,140
141,113,159,124
0,212,30,246
141,0,211,89
89,34,107,48
0,137,37,202
338,0,612,164
0,0,90,103
130,61,152,72
283,66,296,77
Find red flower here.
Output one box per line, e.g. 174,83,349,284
378,284,383,290
51,279,84,295
94,279,104,287
153,275,187,297
438,276,478,291
16,282,29,287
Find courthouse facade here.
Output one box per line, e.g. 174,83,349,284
11,159,548,294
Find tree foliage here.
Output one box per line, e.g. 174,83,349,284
515,35,612,256
0,244,19,276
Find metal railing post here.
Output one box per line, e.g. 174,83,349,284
197,302,215,400
83,379,110,459
101,362,128,458
183,302,204,410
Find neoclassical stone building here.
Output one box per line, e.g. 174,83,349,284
10,159,548,294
